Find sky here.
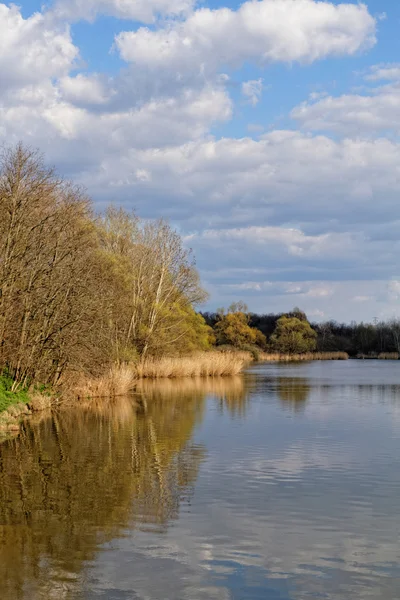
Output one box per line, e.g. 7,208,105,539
1,0,400,322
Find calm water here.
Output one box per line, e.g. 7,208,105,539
1,361,400,599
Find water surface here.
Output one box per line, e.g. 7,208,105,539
1,361,400,599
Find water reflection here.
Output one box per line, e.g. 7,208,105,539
0,392,206,600
136,375,253,417
276,377,311,412
1,365,400,600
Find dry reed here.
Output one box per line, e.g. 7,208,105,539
136,351,248,379
71,352,248,399
73,364,137,399
28,392,53,412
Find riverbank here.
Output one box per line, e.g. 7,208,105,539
1,350,351,415
0,349,394,438
73,351,351,400
0,375,53,438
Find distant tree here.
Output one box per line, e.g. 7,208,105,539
288,307,308,322
228,301,249,314
214,311,266,348
388,318,400,353
270,316,317,354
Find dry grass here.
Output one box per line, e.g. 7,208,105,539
136,351,248,379
28,392,52,412
71,352,249,399
73,364,137,399
258,351,349,362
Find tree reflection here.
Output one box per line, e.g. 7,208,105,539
0,392,206,599
276,377,311,412
136,375,252,417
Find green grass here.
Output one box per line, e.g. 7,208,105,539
0,374,30,414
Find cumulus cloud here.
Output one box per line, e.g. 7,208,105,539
53,0,195,23
115,0,376,73
292,62,400,136
292,81,400,135
0,0,397,320
84,133,400,229
0,4,78,92
0,83,232,160
59,74,114,106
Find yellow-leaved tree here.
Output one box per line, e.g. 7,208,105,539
270,315,317,354
214,303,266,349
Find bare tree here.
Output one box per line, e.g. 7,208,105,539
98,211,208,360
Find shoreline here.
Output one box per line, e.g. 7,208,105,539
1,350,397,439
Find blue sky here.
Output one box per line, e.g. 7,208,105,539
1,0,400,321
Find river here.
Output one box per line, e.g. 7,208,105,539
0,360,400,599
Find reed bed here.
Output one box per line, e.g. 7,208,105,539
71,350,352,400
258,351,349,362
136,351,249,379
73,364,137,399
72,352,249,399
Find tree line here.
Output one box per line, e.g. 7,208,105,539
1,143,398,393
203,306,400,356
0,144,211,389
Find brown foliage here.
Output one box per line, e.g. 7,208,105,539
0,144,209,391
0,144,107,387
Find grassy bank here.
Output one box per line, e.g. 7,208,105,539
0,375,53,437
0,374,30,413
0,375,31,436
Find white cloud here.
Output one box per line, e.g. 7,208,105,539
365,63,400,81
0,83,232,154
59,74,113,106
53,0,195,23
0,0,397,321
242,79,263,106
185,226,360,261
291,80,400,135
116,0,376,73
0,4,78,91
